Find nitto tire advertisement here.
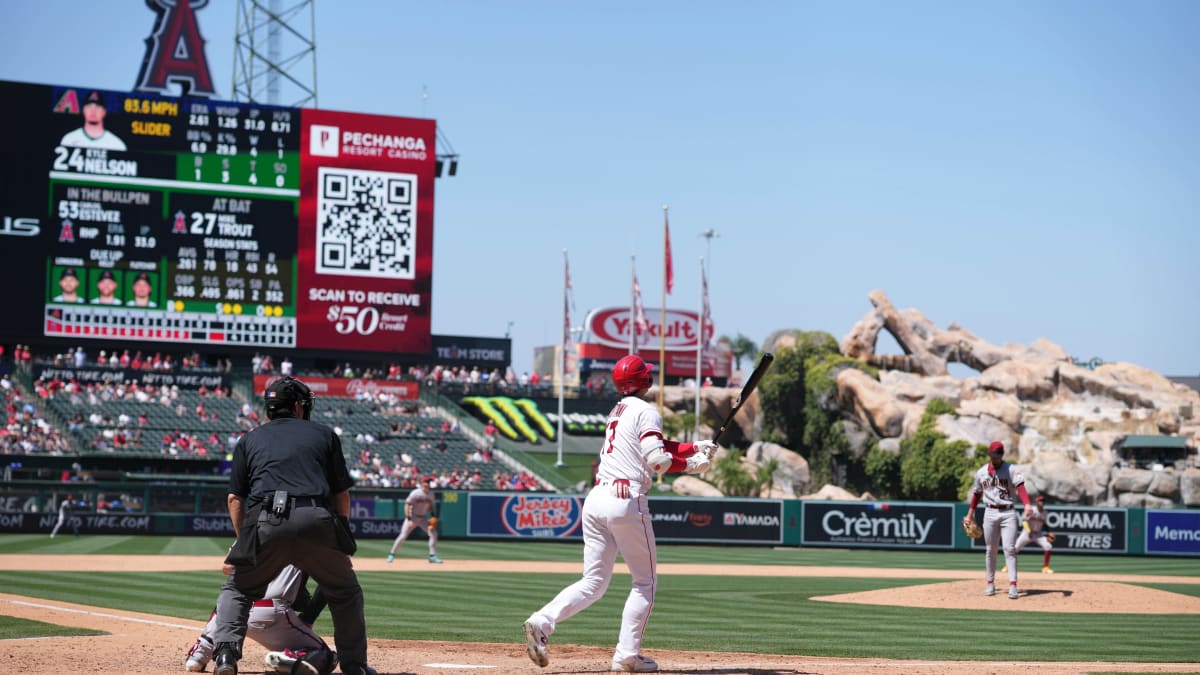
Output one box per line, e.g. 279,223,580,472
802,501,955,549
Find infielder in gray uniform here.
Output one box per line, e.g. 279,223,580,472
964,441,1031,599
386,477,442,563
1013,494,1055,574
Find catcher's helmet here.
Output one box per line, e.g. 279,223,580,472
612,355,653,395
264,376,314,420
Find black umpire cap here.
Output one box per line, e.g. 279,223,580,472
264,376,314,420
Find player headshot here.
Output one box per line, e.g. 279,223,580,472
90,269,122,305
53,267,84,303
60,91,127,151
130,272,156,307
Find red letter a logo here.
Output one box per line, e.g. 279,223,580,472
136,0,217,97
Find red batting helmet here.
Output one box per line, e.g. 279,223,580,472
612,355,653,395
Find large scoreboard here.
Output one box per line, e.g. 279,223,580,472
0,80,435,355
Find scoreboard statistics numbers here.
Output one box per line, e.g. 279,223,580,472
0,80,435,355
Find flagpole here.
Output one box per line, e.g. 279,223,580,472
557,249,568,468
629,255,636,355
658,205,669,414
694,256,704,440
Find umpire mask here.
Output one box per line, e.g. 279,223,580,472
264,376,314,420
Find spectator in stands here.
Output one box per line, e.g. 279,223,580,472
281,356,293,376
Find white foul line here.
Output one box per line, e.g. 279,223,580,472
3,598,198,631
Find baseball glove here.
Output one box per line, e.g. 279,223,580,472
428,516,438,529
1046,532,1056,543
962,517,983,539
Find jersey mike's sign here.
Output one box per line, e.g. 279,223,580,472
584,307,712,351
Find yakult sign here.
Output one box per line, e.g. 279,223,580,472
585,307,712,351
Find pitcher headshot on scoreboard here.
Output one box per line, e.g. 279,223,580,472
60,90,127,151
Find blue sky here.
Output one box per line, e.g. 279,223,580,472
1,1,1196,377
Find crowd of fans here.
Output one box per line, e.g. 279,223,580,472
40,347,233,372
4,347,552,492
2,373,73,456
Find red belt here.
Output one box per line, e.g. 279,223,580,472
253,599,274,607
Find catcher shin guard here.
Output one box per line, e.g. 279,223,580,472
264,647,338,675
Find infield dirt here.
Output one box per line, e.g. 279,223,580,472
1,555,1197,674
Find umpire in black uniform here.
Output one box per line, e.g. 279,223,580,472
211,377,374,675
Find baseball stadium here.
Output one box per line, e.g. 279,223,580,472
2,3,1199,675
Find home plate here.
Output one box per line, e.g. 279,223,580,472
425,665,495,670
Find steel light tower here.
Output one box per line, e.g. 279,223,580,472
232,0,317,107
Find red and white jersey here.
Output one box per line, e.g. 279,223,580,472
1022,506,1049,535
969,461,1025,507
594,395,664,496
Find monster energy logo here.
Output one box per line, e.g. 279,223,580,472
461,396,609,442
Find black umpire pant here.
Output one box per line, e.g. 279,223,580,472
213,503,367,669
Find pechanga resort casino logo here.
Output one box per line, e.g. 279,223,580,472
502,495,583,538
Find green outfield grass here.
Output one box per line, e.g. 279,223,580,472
1,535,1198,663
0,615,102,640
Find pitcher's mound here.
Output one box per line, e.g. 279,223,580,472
813,579,1200,613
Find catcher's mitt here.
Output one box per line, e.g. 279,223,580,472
428,516,438,529
962,518,983,539
1046,532,1056,543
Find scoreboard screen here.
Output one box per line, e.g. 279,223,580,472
0,80,435,355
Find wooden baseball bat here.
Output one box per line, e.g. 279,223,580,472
713,352,774,444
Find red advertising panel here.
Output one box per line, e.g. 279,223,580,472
254,374,419,400
298,110,436,354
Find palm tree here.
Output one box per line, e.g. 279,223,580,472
723,333,758,370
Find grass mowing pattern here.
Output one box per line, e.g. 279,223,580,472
0,570,1196,663
0,536,1198,663
0,615,104,639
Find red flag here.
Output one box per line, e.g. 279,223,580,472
633,271,650,345
664,209,674,295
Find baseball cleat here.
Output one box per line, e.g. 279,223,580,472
523,620,549,667
185,636,213,672
1008,585,1020,599
611,654,659,672
386,554,394,563
428,554,443,564
1042,566,1054,574
213,652,237,675
983,583,995,596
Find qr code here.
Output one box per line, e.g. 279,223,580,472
316,167,417,279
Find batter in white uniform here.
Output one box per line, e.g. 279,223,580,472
386,477,442,563
522,355,717,673
185,564,333,673
964,441,1031,599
